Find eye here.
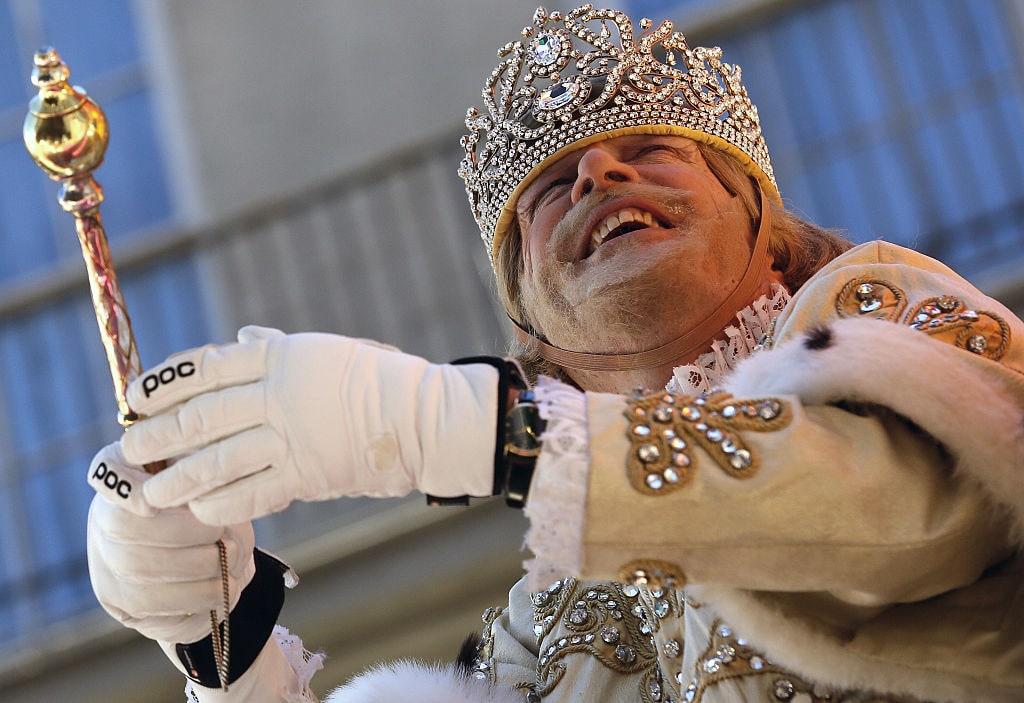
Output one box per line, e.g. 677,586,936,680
526,178,573,216
633,143,684,161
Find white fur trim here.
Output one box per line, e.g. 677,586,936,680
726,317,1024,542
523,377,589,592
714,317,1024,701
325,661,522,703
693,583,1019,703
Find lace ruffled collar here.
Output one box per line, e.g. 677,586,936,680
665,284,790,395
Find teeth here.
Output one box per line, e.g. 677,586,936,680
590,207,659,250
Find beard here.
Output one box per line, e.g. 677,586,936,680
519,185,731,355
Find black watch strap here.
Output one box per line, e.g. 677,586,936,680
175,548,289,688
503,389,546,508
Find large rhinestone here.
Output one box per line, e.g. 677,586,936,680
730,449,752,470
568,608,590,626
529,31,562,66
859,298,882,313
638,443,660,463
654,599,671,618
773,679,796,700
649,679,662,701
681,406,701,421
663,468,680,484
717,643,735,663
967,335,988,354
600,626,620,644
646,473,664,490
855,283,875,300
671,452,690,468
537,81,578,110
663,638,682,658
614,644,636,663
758,400,781,420
653,405,674,423
703,657,722,674
937,295,958,311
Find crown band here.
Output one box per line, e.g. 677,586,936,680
458,4,779,268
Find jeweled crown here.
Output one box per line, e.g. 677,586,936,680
458,5,779,267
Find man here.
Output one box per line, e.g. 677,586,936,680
86,5,1024,702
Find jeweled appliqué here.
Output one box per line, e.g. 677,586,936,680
625,390,792,495
529,579,660,701
835,277,907,321
905,295,1011,360
683,619,927,702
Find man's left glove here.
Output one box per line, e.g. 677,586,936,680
87,443,256,645
122,326,498,525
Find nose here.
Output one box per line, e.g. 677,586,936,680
571,146,638,203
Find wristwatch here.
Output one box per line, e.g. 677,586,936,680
503,388,546,508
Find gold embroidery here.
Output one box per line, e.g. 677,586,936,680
835,278,907,321
682,619,926,703
906,295,1010,360
531,579,660,700
625,390,792,495
618,559,686,592
468,605,504,684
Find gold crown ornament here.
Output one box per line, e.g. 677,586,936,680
459,4,779,267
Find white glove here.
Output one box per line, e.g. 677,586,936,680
87,442,256,644
121,326,498,525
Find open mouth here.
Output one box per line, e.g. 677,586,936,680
588,207,671,256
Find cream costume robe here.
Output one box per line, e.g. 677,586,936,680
212,241,1022,703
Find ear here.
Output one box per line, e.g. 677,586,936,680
764,250,787,287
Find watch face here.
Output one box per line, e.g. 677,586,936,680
506,402,543,456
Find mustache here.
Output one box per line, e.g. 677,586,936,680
547,184,697,257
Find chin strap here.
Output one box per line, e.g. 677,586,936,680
512,187,774,373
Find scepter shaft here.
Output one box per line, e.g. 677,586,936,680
71,199,143,423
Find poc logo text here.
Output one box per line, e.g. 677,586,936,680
92,462,132,499
142,361,196,397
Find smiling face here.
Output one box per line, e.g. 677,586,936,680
513,134,776,370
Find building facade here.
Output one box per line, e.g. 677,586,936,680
2,1,1023,701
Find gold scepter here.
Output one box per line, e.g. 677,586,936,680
23,48,231,688
22,48,149,435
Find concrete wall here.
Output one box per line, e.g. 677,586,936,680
137,0,545,223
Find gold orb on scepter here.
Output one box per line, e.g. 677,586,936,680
24,47,109,211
